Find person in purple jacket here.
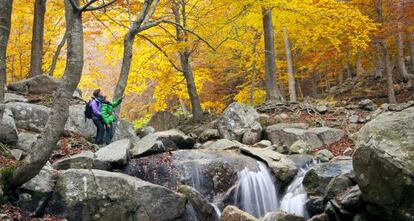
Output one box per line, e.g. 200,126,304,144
90,89,105,145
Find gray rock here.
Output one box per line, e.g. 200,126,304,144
7,75,60,94
358,99,377,111
306,196,325,215
308,213,329,221
112,119,139,142
46,169,186,221
336,185,362,213
177,185,216,221
18,163,57,215
308,127,345,145
253,140,272,148
52,151,111,171
5,102,50,132
95,139,131,166
262,211,306,221
220,206,258,221
324,175,353,201
64,104,95,138
0,112,18,144
4,93,28,103
315,149,334,162
289,140,312,154
316,105,329,114
265,126,323,150
10,149,24,160
130,129,195,157
199,129,220,142
148,111,179,131
217,103,263,145
240,146,298,184
303,157,353,194
205,139,241,150
136,126,155,138
354,107,414,220
349,115,359,124
287,154,314,168
343,147,353,156
15,132,38,152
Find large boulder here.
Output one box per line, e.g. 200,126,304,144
18,163,57,216
64,104,95,138
220,206,258,221
130,129,195,157
7,75,60,94
112,119,139,142
217,103,263,145
52,151,111,171
5,102,50,132
204,139,241,151
303,157,353,195
15,132,39,152
307,127,345,145
354,107,414,220
240,146,298,184
177,185,216,221
122,149,259,199
265,125,323,150
46,169,186,221
147,111,179,131
4,93,28,103
95,139,131,166
262,211,306,221
0,111,18,144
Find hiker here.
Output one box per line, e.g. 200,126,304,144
101,95,123,144
87,89,105,145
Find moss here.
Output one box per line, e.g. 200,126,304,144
0,164,17,203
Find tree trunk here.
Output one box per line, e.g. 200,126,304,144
383,43,397,104
311,73,318,98
29,0,46,77
356,50,364,77
113,32,134,105
262,7,284,102
11,0,84,187
49,30,67,76
179,98,188,114
374,51,384,79
395,0,410,83
0,0,13,119
172,0,203,122
283,27,296,102
409,34,414,69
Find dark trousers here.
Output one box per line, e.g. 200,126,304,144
93,118,105,145
105,123,114,145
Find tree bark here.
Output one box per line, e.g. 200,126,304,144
48,30,67,76
283,27,296,102
383,43,397,104
409,33,414,69
0,0,13,119
395,0,410,83
172,0,203,122
262,7,284,102
11,0,84,187
356,50,364,77
29,0,47,77
311,73,318,98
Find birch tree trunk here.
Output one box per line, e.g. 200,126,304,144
262,7,284,102
172,0,203,122
0,0,13,119
283,27,296,102
11,0,84,187
29,0,47,77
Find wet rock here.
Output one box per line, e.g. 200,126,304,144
46,169,186,221
354,107,414,220
287,154,314,168
324,200,352,221
130,129,195,157
217,103,263,145
205,139,241,151
358,99,376,111
0,111,18,144
303,157,353,194
288,140,312,154
122,149,259,199
95,139,131,166
240,146,298,184
336,185,362,213
52,151,111,171
308,213,329,221
308,127,345,145
148,111,179,131
220,206,258,221
315,149,334,162
18,163,57,216
199,129,220,142
306,196,325,215
177,185,216,221
7,75,60,94
5,102,50,132
262,211,306,221
324,175,353,201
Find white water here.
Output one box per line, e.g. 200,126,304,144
234,162,280,218
280,167,309,218
210,203,221,220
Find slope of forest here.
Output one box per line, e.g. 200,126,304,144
0,0,414,221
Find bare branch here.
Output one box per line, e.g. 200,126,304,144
67,0,81,11
84,0,117,11
138,34,183,72
130,0,152,34
143,0,159,23
80,0,98,11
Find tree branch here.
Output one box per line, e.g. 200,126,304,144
143,0,159,23
79,0,98,11
84,0,117,11
67,0,81,11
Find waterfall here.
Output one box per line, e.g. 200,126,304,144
210,203,221,220
280,162,316,218
234,161,279,218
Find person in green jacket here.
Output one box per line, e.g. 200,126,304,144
101,96,123,144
